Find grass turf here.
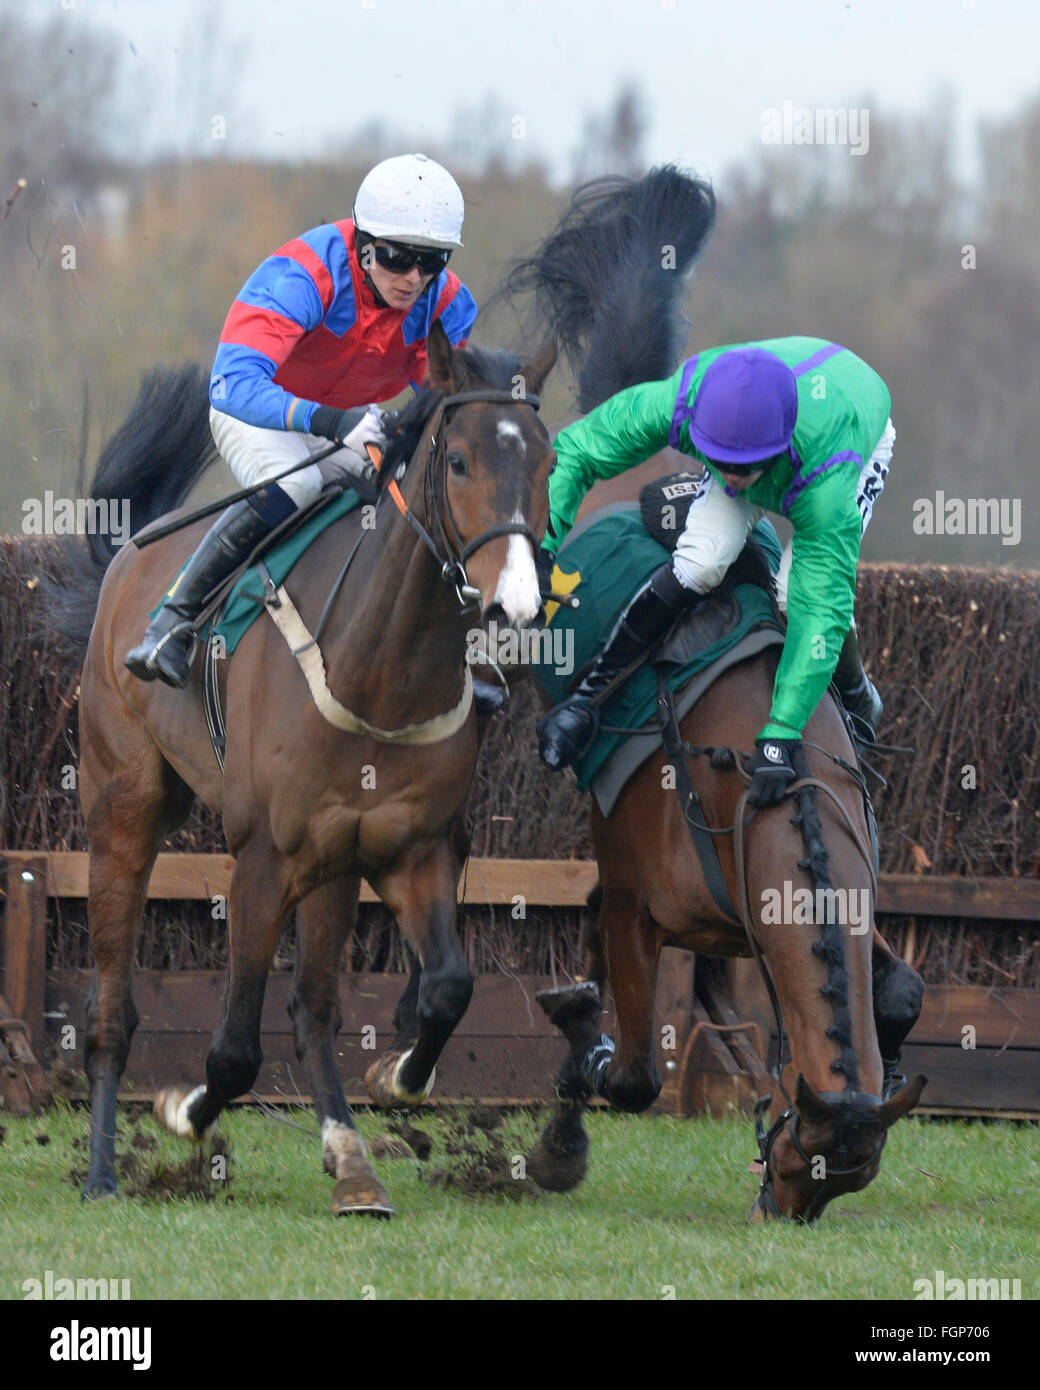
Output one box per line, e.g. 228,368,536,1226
1,1102,1036,1300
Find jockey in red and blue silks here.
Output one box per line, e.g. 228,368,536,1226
126,153,477,689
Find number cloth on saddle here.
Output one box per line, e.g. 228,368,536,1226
531,507,783,791
149,488,363,656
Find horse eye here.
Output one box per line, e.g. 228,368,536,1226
448,453,468,476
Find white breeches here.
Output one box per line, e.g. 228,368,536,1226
673,418,896,615
209,407,363,510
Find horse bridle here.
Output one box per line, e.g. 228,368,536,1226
382,388,543,610
754,1092,888,1224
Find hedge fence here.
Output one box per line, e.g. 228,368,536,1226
1,536,1038,987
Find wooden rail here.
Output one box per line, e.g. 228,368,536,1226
8,850,1040,916
2,851,1038,1114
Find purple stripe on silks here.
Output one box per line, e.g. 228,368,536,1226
781,450,861,516
668,355,700,448
791,342,844,378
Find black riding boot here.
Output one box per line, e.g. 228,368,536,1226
833,623,883,740
125,499,278,688
538,564,699,770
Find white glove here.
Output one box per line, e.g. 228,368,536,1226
340,404,386,474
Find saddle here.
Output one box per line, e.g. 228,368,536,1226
566,472,782,696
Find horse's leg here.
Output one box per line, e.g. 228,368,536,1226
871,927,924,1098
80,716,192,1199
290,878,393,1216
364,841,472,1107
154,836,290,1139
596,888,665,1112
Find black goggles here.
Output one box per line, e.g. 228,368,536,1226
371,240,452,276
714,449,790,477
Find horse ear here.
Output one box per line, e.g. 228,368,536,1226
427,319,468,393
518,336,558,396
878,1074,927,1129
794,1074,833,1126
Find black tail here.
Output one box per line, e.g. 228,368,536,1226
45,363,218,655
501,165,716,412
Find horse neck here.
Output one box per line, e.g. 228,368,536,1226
701,657,884,1101
321,438,471,725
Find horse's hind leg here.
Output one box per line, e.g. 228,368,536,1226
154,836,290,1139
290,878,393,1217
596,888,664,1112
81,744,191,1199
872,927,924,1098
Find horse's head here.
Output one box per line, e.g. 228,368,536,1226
416,320,557,628
749,1072,926,1224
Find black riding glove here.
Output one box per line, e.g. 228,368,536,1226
309,404,369,445
745,738,799,807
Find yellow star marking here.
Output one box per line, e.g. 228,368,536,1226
544,562,581,624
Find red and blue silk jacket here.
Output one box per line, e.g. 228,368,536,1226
210,219,477,432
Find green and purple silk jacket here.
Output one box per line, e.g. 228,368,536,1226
545,336,892,741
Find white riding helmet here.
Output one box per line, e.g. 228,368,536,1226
353,153,465,250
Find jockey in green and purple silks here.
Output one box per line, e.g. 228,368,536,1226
536,337,894,807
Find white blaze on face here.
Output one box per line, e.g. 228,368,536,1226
490,420,539,622
494,512,540,623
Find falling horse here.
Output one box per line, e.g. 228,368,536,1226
50,322,557,1216
503,168,925,1221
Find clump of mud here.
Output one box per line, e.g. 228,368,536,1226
69,1116,233,1203
421,1105,543,1200
371,1115,437,1162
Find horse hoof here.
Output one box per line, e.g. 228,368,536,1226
527,1107,589,1193
153,1084,208,1140
535,982,602,1046
331,1175,395,1219
528,1141,588,1193
81,1173,119,1202
365,1050,436,1109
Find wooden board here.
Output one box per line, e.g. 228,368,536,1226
8,851,1040,919
31,851,601,906
1,854,47,1049
45,964,696,1109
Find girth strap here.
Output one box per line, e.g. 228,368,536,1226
262,573,473,744
656,672,741,923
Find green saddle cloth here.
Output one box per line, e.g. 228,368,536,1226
154,489,363,657
215,489,363,655
532,508,783,790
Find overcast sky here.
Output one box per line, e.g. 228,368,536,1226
23,0,1040,186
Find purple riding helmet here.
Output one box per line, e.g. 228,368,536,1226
688,348,798,467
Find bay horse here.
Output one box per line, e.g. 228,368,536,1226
502,168,925,1221
50,322,557,1216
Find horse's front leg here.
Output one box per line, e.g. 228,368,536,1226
153,835,291,1140
365,841,472,1107
871,927,924,1098
291,877,393,1216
